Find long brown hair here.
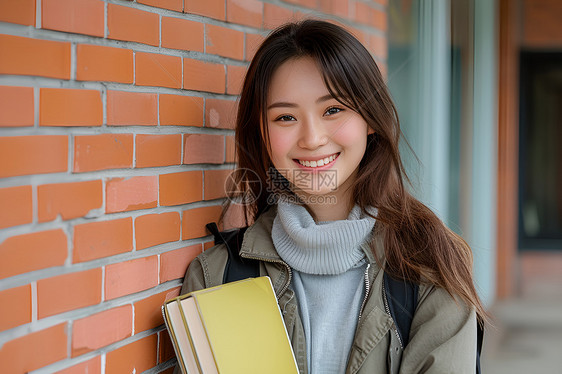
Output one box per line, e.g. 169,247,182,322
226,19,486,321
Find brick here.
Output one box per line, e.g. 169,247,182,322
0,229,67,279
372,7,387,30
160,244,202,282
183,58,225,93
0,35,70,79
245,33,265,61
204,169,232,200
159,330,176,363
37,268,102,318
74,134,133,172
264,3,293,29
42,0,104,37
55,356,101,374
227,64,247,95
73,218,133,263
108,4,159,46
206,98,236,129
162,17,204,52
138,0,182,12
106,176,158,213
284,0,317,7
225,135,236,163
292,10,308,21
0,185,32,229
135,212,180,250
0,284,31,332
72,305,132,357
0,86,34,127
136,134,182,168
0,324,67,373
105,334,157,374
136,52,182,89
355,2,386,29
182,205,222,240
0,0,35,26
105,256,158,300
134,288,180,333
370,34,387,60
77,44,133,83
203,240,215,250
38,180,102,222
160,94,204,126
318,0,349,17
107,91,157,126
184,0,225,20
184,134,224,164
159,171,202,206
206,24,244,60
40,88,102,127
227,0,263,28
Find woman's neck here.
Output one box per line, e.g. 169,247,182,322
304,201,350,221
296,188,354,222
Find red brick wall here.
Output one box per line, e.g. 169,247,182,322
0,0,387,372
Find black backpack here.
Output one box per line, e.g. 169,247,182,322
206,223,483,373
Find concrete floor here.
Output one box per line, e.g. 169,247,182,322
481,259,562,374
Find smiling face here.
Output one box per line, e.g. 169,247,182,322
266,57,371,216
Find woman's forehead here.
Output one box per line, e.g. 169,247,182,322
267,57,333,102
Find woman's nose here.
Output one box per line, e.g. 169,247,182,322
297,117,329,150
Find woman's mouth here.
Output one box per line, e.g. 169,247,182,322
294,153,340,168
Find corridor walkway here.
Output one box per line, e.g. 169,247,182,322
481,253,562,373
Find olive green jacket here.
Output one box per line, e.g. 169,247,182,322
174,207,477,374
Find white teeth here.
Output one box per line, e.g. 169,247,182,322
298,153,338,168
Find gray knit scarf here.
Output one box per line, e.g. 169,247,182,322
271,200,376,275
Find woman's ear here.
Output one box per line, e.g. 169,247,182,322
367,126,375,135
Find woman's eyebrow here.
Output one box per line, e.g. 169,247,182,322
267,94,336,110
267,101,297,110
316,94,335,103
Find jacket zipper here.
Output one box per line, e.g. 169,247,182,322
382,279,404,348
358,263,371,321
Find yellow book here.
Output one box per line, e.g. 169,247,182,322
162,276,299,374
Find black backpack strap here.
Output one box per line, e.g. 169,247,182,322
383,271,484,374
383,272,418,346
205,223,259,284
476,320,484,374
205,222,222,244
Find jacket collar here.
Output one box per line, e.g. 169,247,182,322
240,204,380,267
239,206,282,262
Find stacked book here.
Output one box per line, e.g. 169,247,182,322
162,276,299,374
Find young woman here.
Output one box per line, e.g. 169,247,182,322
176,19,485,374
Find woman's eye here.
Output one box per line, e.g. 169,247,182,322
276,115,296,122
325,107,343,116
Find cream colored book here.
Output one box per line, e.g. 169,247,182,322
162,276,299,374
